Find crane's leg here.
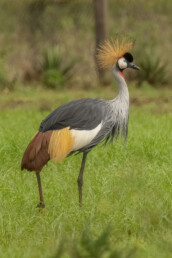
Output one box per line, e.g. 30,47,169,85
77,152,87,207
35,172,45,208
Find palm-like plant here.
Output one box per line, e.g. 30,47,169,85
41,46,77,89
137,51,168,86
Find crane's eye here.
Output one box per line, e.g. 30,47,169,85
118,57,127,70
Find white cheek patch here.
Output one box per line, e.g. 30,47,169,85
118,58,127,69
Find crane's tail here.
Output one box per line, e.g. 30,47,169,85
21,128,75,172
21,131,52,172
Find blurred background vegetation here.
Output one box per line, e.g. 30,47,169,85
0,0,171,91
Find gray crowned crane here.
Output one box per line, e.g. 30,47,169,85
21,37,139,208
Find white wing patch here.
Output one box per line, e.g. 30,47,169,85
71,123,102,151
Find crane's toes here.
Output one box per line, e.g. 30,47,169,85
36,202,45,209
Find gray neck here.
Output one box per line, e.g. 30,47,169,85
112,66,129,104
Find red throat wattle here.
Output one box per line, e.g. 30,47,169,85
120,71,124,78
119,55,124,78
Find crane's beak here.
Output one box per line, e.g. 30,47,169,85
129,62,140,70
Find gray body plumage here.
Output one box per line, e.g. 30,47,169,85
80,67,129,152
39,65,129,153
39,98,106,132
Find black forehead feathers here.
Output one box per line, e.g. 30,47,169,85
123,52,133,62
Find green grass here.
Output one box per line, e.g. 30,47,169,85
0,87,172,257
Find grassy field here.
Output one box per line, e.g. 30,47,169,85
0,85,172,257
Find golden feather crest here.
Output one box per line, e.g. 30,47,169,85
97,37,134,69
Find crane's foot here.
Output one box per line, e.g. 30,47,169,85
36,202,45,209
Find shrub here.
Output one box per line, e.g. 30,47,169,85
137,51,168,87
0,63,12,91
53,227,137,258
41,46,77,89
